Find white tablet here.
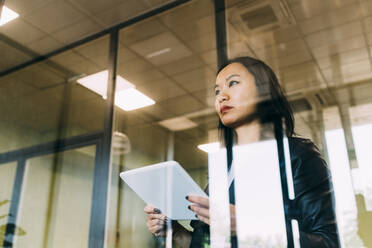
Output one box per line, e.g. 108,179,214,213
120,160,208,220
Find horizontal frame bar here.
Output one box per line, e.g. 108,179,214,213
0,131,103,164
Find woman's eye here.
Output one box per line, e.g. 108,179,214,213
229,80,239,87
215,89,220,96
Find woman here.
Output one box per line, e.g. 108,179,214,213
144,57,340,247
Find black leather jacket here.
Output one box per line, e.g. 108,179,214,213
190,137,340,247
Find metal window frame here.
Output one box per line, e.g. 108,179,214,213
1,0,295,247
0,1,191,248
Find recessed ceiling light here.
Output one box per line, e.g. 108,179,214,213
0,6,19,26
158,117,197,131
197,142,220,153
77,70,155,111
146,48,171,58
115,88,155,111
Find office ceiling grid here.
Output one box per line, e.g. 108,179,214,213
227,0,372,95
1,0,372,136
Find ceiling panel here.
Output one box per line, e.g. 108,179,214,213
117,47,138,64
16,63,66,89
5,0,51,15
0,18,47,45
140,104,174,121
119,19,168,46
158,0,214,28
129,32,193,66
51,18,103,45
135,77,186,102
310,35,365,60
172,67,215,93
255,39,308,60
316,47,370,69
0,41,32,72
289,0,357,21
50,51,102,75
192,87,215,108
142,0,175,8
158,55,205,76
69,0,126,16
322,59,372,84
27,36,63,55
298,3,362,35
274,50,313,69
159,94,205,116
119,69,166,86
359,0,372,17
200,49,218,69
94,0,146,27
74,36,110,60
24,1,86,33
280,61,324,88
185,32,216,53
116,58,154,77
168,15,215,42
305,21,363,48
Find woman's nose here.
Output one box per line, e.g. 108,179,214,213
218,91,229,103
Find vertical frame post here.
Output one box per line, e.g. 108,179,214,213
88,29,119,248
214,0,228,69
3,159,26,247
274,120,294,248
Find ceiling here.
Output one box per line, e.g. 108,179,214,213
1,0,372,167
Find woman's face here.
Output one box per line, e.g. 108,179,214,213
214,62,258,128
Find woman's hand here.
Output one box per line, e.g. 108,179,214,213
144,205,167,237
187,195,237,235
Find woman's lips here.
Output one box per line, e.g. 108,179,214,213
220,106,233,114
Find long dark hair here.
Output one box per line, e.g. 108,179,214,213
217,56,294,167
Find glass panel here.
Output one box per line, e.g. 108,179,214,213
0,35,109,153
106,0,217,247
223,0,365,247
14,145,96,248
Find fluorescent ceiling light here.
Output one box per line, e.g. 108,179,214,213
198,142,220,153
146,48,171,58
77,70,155,111
158,117,197,131
115,88,155,111
0,7,19,26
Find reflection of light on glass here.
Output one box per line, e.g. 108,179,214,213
233,141,287,247
208,148,231,247
0,7,19,26
283,138,295,200
325,129,357,247
197,142,220,153
291,220,300,248
351,124,372,210
77,70,155,111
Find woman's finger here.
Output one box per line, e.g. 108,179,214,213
189,205,210,219
187,195,209,208
147,213,166,221
150,218,166,227
196,214,210,225
144,205,161,214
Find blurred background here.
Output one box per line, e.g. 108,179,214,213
0,0,371,247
